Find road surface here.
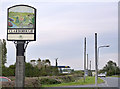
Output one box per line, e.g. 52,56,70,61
62,77,119,88
99,77,119,87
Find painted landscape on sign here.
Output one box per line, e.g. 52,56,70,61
8,6,35,28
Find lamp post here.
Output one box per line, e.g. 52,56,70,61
97,45,110,84
95,33,110,86
98,45,110,66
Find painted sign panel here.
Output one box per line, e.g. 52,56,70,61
7,5,36,41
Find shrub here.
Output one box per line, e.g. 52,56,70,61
25,78,41,87
59,75,76,83
40,78,61,84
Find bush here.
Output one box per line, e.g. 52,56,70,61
59,75,77,83
2,65,15,76
72,70,84,77
40,78,61,84
25,78,41,87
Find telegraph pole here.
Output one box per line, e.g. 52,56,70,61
90,60,91,71
55,58,58,67
87,54,88,76
84,37,86,82
87,54,88,70
95,33,98,86
0,40,2,89
90,60,92,76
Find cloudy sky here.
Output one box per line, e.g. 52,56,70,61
0,0,119,70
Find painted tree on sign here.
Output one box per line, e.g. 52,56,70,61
32,17,34,25
15,16,19,23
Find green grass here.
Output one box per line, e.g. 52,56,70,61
107,75,120,78
42,76,104,87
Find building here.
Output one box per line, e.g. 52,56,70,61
30,60,36,67
57,66,74,74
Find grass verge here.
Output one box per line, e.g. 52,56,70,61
42,76,104,87
107,75,120,78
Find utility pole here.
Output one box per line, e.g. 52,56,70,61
90,60,91,76
95,33,98,86
84,37,86,82
55,58,58,67
87,54,88,70
90,60,91,71
0,40,2,89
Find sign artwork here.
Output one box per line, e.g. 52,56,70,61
7,5,36,41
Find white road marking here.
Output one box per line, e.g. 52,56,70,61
100,77,108,87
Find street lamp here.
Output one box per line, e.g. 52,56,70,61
95,33,110,86
98,45,110,66
97,45,110,81
95,45,110,86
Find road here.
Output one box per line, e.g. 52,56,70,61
62,77,119,88
99,77,119,87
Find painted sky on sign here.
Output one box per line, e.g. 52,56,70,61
9,6,34,13
0,0,118,70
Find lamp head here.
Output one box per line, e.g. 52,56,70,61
106,45,110,47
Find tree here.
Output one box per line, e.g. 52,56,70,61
41,60,45,67
25,62,38,77
99,60,120,76
1,39,7,66
15,16,19,23
45,59,51,66
30,59,36,67
37,58,42,69
2,64,15,76
24,16,26,21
